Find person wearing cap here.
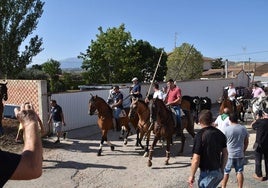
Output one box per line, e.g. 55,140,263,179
130,77,142,99
251,108,268,181
164,79,182,131
109,85,123,131
252,83,266,98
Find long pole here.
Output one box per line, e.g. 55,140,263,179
146,50,164,98
174,44,194,81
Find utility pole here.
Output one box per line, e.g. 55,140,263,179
225,59,228,78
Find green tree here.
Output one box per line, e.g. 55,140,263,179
166,43,203,80
211,58,224,69
42,59,63,92
79,24,167,84
79,24,135,83
133,40,167,82
0,0,44,78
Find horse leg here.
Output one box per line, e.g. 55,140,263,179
143,130,151,157
0,120,3,135
97,137,104,156
185,114,195,138
135,128,140,147
178,131,186,155
148,136,158,167
165,138,171,165
123,126,131,145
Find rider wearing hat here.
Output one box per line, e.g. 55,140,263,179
109,85,123,131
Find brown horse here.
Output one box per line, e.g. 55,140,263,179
147,98,195,167
88,95,137,156
128,98,152,156
219,90,244,121
147,98,175,167
0,82,8,135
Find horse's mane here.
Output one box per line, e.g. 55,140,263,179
92,95,113,113
138,99,148,106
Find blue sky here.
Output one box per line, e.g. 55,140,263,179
30,0,268,64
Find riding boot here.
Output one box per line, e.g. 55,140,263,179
116,119,121,132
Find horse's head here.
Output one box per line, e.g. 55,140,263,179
0,82,8,101
128,97,139,119
149,98,165,121
88,94,98,115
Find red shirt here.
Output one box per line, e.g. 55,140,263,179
166,86,182,105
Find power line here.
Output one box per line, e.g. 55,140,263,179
216,50,268,58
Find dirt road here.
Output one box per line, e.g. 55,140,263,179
5,109,268,188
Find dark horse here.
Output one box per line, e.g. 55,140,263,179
0,82,8,135
88,94,137,156
128,98,153,157
147,98,195,167
219,89,244,121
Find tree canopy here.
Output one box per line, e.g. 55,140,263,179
0,0,44,78
166,43,203,80
79,24,167,84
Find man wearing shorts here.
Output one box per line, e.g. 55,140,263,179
221,113,249,188
48,100,66,144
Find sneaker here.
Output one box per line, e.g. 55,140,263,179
63,132,67,139
253,174,264,181
54,139,60,144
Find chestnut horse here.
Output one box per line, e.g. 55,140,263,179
147,98,195,167
0,82,8,135
128,98,153,157
88,95,138,156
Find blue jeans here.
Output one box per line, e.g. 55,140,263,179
224,157,244,174
198,169,223,188
113,108,122,119
171,106,181,128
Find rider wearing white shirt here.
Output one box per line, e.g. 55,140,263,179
228,83,237,113
153,83,164,100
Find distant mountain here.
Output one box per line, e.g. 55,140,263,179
59,57,83,69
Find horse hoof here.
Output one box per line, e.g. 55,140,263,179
119,136,123,140
97,149,102,156
147,160,152,167
110,145,115,151
143,152,148,158
124,141,128,145
165,160,169,165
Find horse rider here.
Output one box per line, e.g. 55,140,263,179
109,85,123,131
130,77,142,101
164,79,182,132
252,83,266,98
227,82,237,114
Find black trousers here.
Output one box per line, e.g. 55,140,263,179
255,147,268,177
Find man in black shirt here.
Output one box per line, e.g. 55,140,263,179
0,103,43,187
251,108,268,181
48,100,66,143
188,109,228,188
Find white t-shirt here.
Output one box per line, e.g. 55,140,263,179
214,114,230,133
228,88,236,101
153,90,164,100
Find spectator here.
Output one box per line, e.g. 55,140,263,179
188,110,228,188
0,103,43,187
227,82,237,114
221,113,249,188
48,100,66,144
213,107,230,133
251,108,268,181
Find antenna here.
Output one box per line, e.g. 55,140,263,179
174,32,178,49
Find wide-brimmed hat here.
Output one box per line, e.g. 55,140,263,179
132,77,138,82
